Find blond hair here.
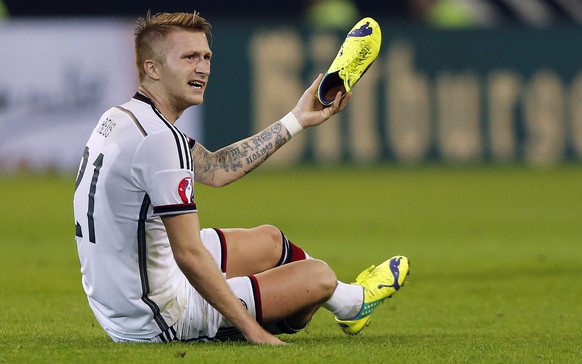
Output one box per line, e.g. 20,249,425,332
134,12,212,81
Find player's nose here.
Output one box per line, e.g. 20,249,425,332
196,60,210,76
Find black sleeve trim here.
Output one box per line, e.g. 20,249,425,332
153,203,197,216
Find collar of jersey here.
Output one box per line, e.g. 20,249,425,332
132,92,173,125
133,92,153,106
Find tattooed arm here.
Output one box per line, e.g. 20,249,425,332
192,74,351,187
192,121,290,186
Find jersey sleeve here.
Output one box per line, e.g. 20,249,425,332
132,130,197,216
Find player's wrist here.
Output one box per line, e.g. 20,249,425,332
280,112,304,137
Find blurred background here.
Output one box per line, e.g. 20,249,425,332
1,0,582,171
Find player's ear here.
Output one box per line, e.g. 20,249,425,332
143,59,161,80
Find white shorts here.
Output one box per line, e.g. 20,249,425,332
171,228,260,342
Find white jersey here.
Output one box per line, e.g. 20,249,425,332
73,93,197,341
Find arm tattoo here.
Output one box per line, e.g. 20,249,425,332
193,121,292,184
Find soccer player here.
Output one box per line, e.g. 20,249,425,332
73,12,408,344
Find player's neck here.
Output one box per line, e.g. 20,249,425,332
137,85,182,124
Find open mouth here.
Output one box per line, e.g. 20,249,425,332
188,80,205,90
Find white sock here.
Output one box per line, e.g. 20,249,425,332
323,281,364,320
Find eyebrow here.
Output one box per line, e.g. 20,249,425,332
186,49,212,57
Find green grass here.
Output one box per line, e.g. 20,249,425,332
1,165,581,363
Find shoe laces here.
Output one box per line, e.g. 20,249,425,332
354,265,376,284
337,39,373,87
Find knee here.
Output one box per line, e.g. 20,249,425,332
254,224,284,262
309,259,337,300
256,224,282,246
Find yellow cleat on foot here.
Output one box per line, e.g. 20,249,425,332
317,17,382,106
335,256,409,335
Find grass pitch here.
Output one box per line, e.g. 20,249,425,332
1,165,581,363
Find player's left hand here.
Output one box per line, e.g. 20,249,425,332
291,73,351,128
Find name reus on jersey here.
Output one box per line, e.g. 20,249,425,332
97,117,117,137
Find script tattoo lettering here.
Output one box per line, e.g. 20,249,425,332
193,121,290,184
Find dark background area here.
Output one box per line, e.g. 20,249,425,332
3,0,582,27
2,1,409,21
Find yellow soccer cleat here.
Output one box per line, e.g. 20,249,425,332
335,256,409,335
317,17,382,106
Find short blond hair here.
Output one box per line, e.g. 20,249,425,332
134,12,212,81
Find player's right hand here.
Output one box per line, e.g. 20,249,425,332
244,328,287,345
291,73,351,129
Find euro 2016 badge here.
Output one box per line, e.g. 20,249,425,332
178,177,194,204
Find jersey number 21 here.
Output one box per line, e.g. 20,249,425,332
75,146,104,244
